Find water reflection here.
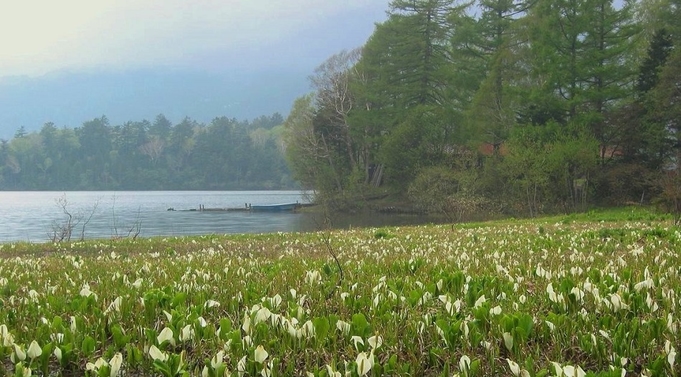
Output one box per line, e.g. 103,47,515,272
147,210,442,237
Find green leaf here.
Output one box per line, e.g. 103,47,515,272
516,313,533,340
81,335,96,356
524,356,535,375
39,342,54,375
112,324,130,348
125,344,143,366
219,318,232,339
97,365,112,377
435,319,450,334
313,316,330,341
152,360,173,377
501,315,514,333
351,313,370,337
172,292,188,309
469,359,481,376
52,316,64,331
14,362,29,377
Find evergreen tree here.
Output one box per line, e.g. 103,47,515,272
76,116,113,188
150,114,173,141
636,28,674,94
354,0,462,186
582,0,639,160
613,27,674,171
464,0,530,150
650,48,681,166
387,0,456,108
526,0,638,156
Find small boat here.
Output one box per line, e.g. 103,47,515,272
249,202,301,212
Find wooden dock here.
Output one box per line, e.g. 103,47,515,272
167,202,303,213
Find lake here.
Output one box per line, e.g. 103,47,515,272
0,191,440,243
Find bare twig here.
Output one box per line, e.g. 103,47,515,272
111,195,119,239
79,199,101,241
49,195,100,243
126,207,143,240
110,197,143,240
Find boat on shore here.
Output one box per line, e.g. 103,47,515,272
249,202,301,212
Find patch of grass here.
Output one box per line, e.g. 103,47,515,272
373,229,394,239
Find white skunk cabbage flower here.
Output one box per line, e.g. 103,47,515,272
254,345,268,364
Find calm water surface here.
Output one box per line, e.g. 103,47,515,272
0,191,439,243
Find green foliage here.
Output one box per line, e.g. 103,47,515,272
637,28,674,93
282,95,327,190
373,229,394,239
649,47,681,153
278,0,681,216
500,123,599,215
408,165,490,221
0,113,292,190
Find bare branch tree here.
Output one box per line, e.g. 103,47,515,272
139,136,165,165
125,207,143,240
79,199,100,241
310,48,363,171
283,95,342,190
49,195,100,243
49,196,74,243
110,195,143,240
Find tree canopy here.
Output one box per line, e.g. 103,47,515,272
283,0,681,216
0,114,293,190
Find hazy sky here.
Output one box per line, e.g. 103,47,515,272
0,0,390,77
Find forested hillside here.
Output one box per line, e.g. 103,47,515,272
0,113,295,190
283,0,681,217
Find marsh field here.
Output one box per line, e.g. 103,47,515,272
0,208,679,376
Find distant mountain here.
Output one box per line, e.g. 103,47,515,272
0,67,311,139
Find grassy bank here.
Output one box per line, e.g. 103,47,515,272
0,207,679,376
